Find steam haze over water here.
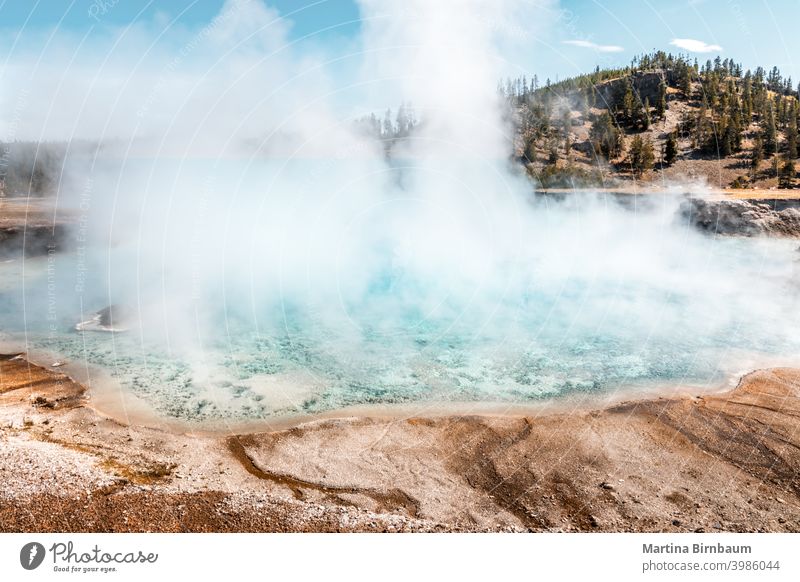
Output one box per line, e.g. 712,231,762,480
2,1,800,426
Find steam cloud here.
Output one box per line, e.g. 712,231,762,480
2,1,800,422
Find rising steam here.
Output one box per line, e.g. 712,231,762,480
2,1,800,424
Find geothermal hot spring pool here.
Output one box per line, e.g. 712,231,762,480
3,191,800,429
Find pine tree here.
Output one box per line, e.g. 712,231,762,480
664,132,678,165
548,139,559,165
382,109,394,138
742,76,753,120
786,117,798,159
694,99,710,150
751,136,764,180
779,157,796,188
727,95,744,151
763,103,778,155
656,81,667,119
628,135,655,176
678,64,692,97
396,104,408,137
620,82,635,122
524,137,537,164
589,111,623,159
717,113,732,157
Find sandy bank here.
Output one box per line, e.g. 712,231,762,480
0,354,798,532
535,186,800,199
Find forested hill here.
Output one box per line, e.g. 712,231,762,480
4,52,800,196
504,51,800,190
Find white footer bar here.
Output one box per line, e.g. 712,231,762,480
1,533,798,581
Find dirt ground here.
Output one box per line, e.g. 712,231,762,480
0,353,798,532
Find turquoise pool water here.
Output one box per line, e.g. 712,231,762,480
3,204,800,427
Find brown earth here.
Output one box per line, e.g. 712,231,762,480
0,198,71,258
1,354,798,532
535,187,800,199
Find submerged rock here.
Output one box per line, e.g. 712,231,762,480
75,305,129,333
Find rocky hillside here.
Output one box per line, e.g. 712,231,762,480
507,52,800,190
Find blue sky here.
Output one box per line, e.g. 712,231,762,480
557,0,800,82
2,0,800,134
2,0,798,82
0,1,360,40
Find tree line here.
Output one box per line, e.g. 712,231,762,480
502,51,800,186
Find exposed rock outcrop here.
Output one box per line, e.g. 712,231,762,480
594,71,669,110
680,197,800,237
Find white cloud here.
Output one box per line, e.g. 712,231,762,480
562,39,624,53
358,0,559,157
669,38,722,53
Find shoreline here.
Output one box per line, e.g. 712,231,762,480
534,186,800,199
6,337,775,436
1,353,798,532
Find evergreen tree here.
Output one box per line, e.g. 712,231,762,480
763,103,778,154
742,76,753,120
727,94,744,151
679,65,692,97
589,111,623,159
547,139,559,165
694,99,711,150
656,81,667,119
768,66,783,92
523,137,537,164
396,104,408,137
786,117,798,159
382,109,394,138
779,157,796,188
664,131,678,165
751,136,764,180
718,115,734,157
621,82,635,123
628,135,655,176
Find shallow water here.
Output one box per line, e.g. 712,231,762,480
4,196,800,428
